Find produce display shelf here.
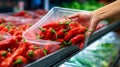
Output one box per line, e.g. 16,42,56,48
52,20,120,67
25,20,120,67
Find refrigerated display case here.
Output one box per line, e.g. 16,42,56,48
0,7,120,67
23,7,120,67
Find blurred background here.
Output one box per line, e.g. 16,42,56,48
0,0,115,13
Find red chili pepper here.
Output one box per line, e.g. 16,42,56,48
57,39,67,45
68,22,77,29
17,26,23,31
43,22,59,29
37,33,45,39
0,56,5,63
1,27,8,32
0,50,11,57
77,23,84,27
64,27,86,41
29,45,40,50
38,27,47,39
21,24,30,31
34,49,45,57
0,50,8,57
59,22,67,29
69,25,76,29
45,28,52,40
0,24,4,30
14,43,27,56
69,22,83,27
45,28,56,40
54,27,61,31
52,35,57,40
0,43,27,67
9,29,16,35
26,49,45,60
16,35,22,42
57,39,64,43
69,34,84,45
52,30,57,40
9,36,18,48
57,28,66,38
57,39,67,48
13,31,22,36
69,22,84,29
0,19,5,24
44,44,60,54
79,41,84,49
0,50,8,62
59,21,72,29
13,55,27,67
0,37,12,50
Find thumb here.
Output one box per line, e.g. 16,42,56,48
85,15,100,37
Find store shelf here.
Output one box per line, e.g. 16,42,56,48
25,20,120,67
53,20,120,67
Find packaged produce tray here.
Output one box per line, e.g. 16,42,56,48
23,7,120,67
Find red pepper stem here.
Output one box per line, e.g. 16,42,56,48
22,38,26,42
14,59,22,64
34,46,39,50
51,29,57,39
43,49,47,56
62,29,67,33
65,20,72,25
68,41,72,45
28,51,34,57
59,22,63,25
39,27,46,32
62,41,67,45
1,51,7,57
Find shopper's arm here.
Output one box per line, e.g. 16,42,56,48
69,0,120,36
91,0,120,32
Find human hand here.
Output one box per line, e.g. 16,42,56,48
68,12,100,37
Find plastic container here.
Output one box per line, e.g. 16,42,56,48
22,7,106,47
23,7,87,45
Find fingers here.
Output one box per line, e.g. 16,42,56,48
68,12,91,22
85,15,100,37
68,13,80,19
68,12,100,37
